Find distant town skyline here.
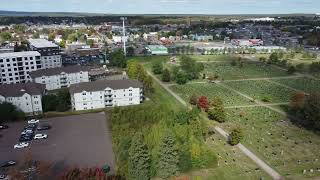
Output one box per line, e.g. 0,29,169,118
1,0,320,14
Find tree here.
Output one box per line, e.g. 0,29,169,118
175,71,188,85
152,61,163,75
0,31,12,42
162,68,171,82
208,107,226,123
126,46,135,57
59,40,66,48
42,89,70,112
0,102,25,123
128,133,151,180
56,89,71,112
42,94,58,112
197,96,209,111
189,93,198,106
157,130,179,178
127,61,139,79
269,52,279,63
109,49,127,68
48,33,55,41
290,92,305,109
229,127,243,145
87,39,94,48
287,65,296,75
179,55,201,80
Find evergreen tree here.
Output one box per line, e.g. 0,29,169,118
162,68,171,82
128,133,151,180
157,130,179,178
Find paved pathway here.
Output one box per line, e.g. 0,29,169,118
146,69,283,180
224,102,289,109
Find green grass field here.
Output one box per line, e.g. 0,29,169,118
202,62,289,80
223,80,297,103
220,107,320,179
179,131,271,180
139,54,320,179
170,83,254,107
271,77,320,94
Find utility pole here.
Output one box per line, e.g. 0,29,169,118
120,17,127,56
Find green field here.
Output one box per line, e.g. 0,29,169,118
223,80,297,103
220,107,320,179
202,62,289,80
181,55,234,62
271,77,320,94
180,131,271,180
170,83,254,106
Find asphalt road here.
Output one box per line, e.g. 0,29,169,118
0,112,115,173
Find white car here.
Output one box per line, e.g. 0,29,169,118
34,134,48,140
14,142,29,149
28,119,39,124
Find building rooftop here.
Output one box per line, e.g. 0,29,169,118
28,39,58,48
147,45,168,51
29,65,90,78
0,83,45,97
69,79,142,94
0,51,40,58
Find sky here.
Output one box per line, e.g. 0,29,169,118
1,0,320,14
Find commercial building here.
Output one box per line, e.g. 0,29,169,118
0,82,45,115
28,39,62,69
30,65,90,91
146,45,168,55
231,39,264,46
69,79,143,111
0,51,41,84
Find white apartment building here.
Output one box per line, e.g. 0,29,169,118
69,79,143,111
30,66,90,91
0,82,45,115
28,39,62,69
0,51,42,84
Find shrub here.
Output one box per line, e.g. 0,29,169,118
197,96,209,111
189,93,198,106
287,66,296,75
229,128,244,146
176,71,188,85
207,107,226,123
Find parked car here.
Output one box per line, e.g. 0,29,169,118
34,134,48,140
14,142,29,149
21,129,33,135
37,124,51,131
0,174,8,180
0,125,8,130
25,123,37,129
27,119,39,124
19,135,33,142
0,160,16,168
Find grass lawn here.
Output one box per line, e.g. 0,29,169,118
271,77,320,94
220,107,320,179
170,83,254,107
223,80,297,103
178,131,271,180
181,55,235,62
202,62,289,80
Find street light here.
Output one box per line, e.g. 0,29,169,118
120,17,127,56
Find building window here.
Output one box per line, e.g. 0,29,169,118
129,93,132,96
82,92,86,95
129,98,132,101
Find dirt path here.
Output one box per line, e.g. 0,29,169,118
146,69,283,180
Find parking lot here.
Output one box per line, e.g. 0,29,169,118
0,112,115,173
